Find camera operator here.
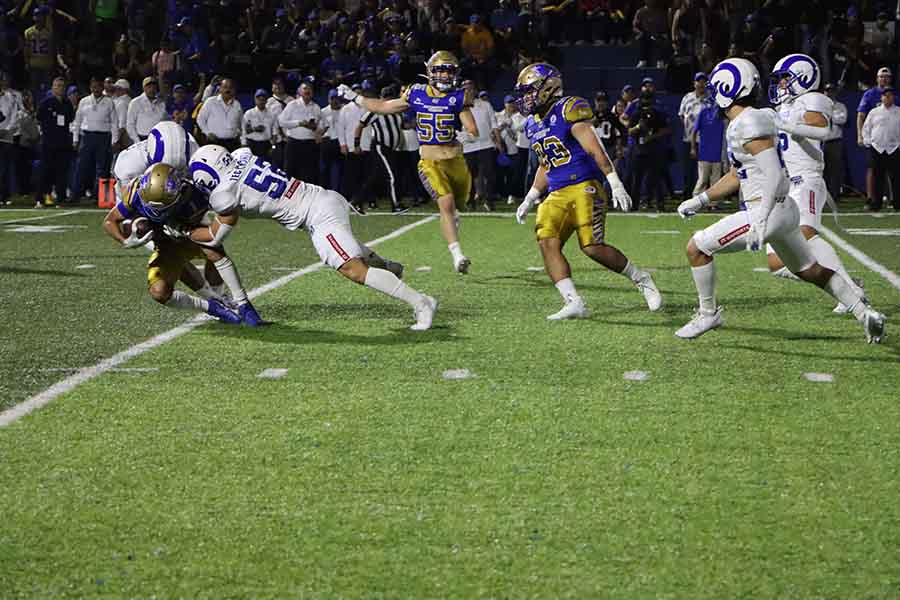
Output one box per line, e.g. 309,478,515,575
627,90,671,211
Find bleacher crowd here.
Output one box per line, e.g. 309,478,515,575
0,0,898,210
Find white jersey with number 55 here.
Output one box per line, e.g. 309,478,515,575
204,147,316,230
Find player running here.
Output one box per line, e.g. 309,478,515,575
511,63,662,320
767,53,865,314
102,162,263,325
337,51,479,274
675,58,885,342
186,145,438,331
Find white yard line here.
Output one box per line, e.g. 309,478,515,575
0,216,437,428
0,210,84,224
820,225,900,292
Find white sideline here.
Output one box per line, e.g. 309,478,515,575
820,225,900,292
0,210,84,224
0,215,437,428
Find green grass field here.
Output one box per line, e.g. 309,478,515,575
2,207,899,598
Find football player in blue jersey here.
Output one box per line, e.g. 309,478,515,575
338,51,480,274
101,163,265,326
513,63,663,320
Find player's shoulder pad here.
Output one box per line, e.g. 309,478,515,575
209,187,239,215
561,96,594,124
736,108,776,142
801,91,833,115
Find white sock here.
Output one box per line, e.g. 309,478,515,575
824,274,866,321
772,266,800,281
213,257,249,305
809,236,855,288
364,267,424,307
691,262,717,315
166,290,209,312
448,241,464,262
195,283,216,299
554,277,578,301
620,260,644,283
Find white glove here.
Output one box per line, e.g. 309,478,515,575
606,172,631,212
163,224,188,239
746,216,768,251
337,84,357,103
516,187,542,224
677,191,709,219
122,228,154,249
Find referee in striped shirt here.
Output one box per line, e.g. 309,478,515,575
352,85,407,213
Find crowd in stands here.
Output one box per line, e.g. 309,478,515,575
0,0,898,210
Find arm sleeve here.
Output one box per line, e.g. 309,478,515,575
72,103,82,143
754,146,786,220
109,103,119,145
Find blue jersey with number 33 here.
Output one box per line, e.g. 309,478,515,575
403,84,467,146
524,96,602,192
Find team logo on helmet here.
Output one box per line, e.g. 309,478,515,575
514,63,563,116
769,54,820,105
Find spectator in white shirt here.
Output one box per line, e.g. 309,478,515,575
73,76,119,200
861,87,900,210
677,73,708,200
338,82,370,199
242,88,277,160
495,95,523,205
319,88,344,192
266,76,294,169
197,78,243,151
278,81,322,184
0,70,22,205
822,83,847,202
112,78,131,146
461,85,502,210
127,76,168,144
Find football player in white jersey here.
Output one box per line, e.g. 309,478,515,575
111,121,233,305
675,58,885,342
185,145,438,331
767,54,864,314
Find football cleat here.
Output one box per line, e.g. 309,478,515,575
547,295,589,320
206,298,241,325
863,308,886,344
635,271,663,311
410,295,438,331
675,307,724,339
238,302,269,327
454,256,471,274
384,260,405,279
834,278,866,315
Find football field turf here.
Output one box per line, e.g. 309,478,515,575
2,208,899,598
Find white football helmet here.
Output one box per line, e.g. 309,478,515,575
188,144,234,192
708,58,761,109
147,121,198,170
769,53,820,105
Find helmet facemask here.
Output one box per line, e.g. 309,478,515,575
429,64,459,92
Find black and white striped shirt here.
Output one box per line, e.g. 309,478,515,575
360,111,403,150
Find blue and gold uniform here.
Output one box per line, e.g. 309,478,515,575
403,83,473,209
525,96,610,247
118,179,209,287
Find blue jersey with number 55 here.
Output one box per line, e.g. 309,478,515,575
403,84,469,146
524,96,602,192
207,147,315,230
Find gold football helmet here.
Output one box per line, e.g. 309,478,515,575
514,63,563,116
137,163,188,221
425,51,460,92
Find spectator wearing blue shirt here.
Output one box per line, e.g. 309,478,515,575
320,43,357,88
857,67,892,202
35,76,74,206
690,101,724,204
166,83,193,134
175,17,210,77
